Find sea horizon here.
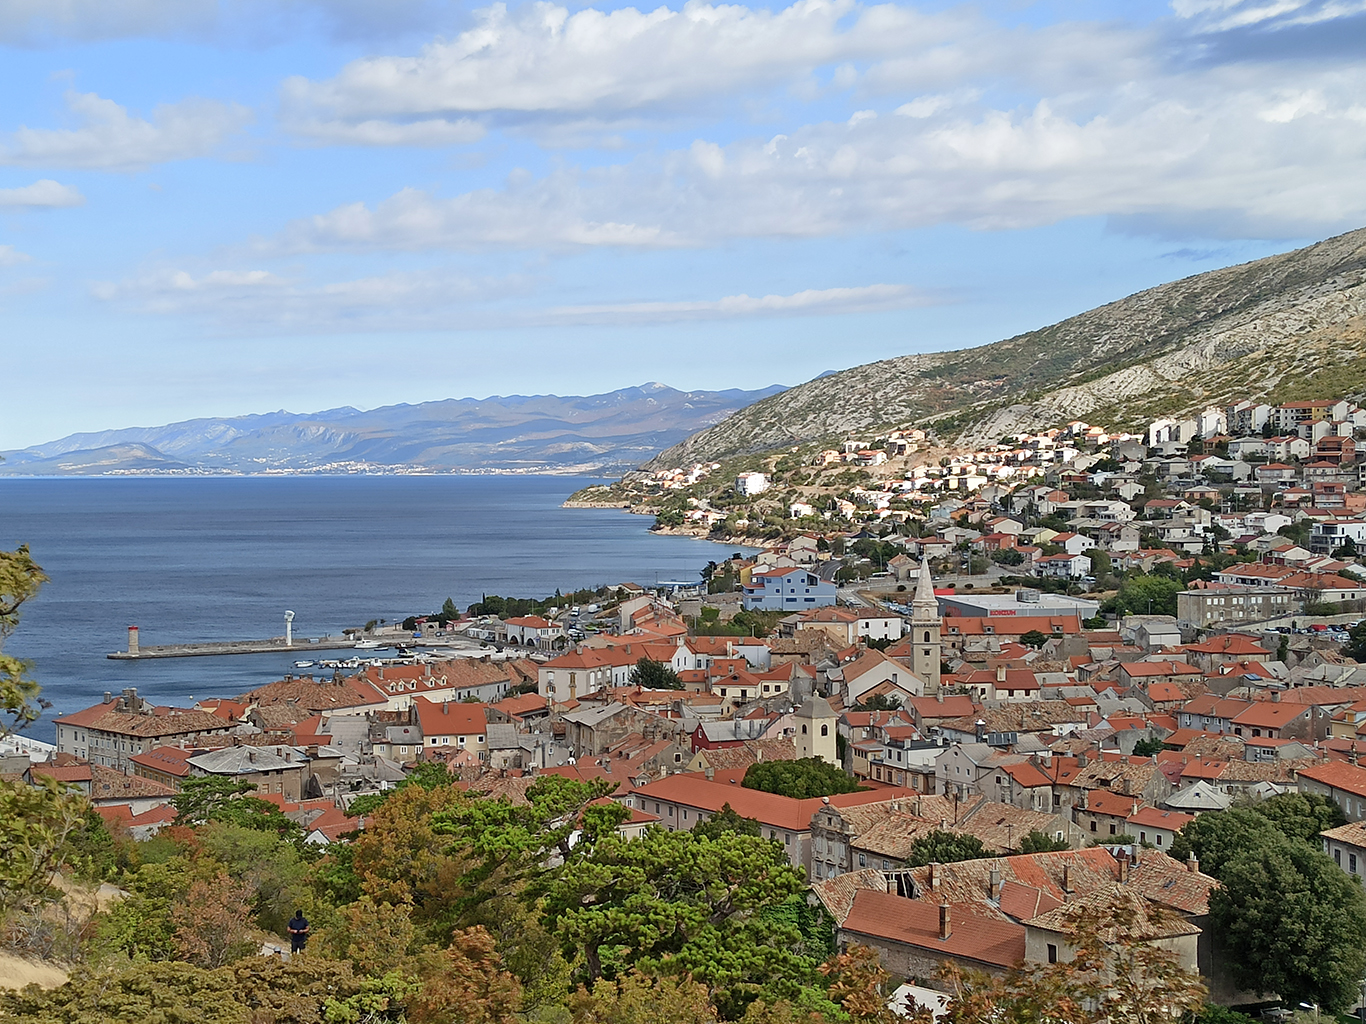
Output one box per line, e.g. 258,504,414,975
0,474,754,742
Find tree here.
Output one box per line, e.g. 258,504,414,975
1105,574,1183,618
171,774,302,840
629,657,683,690
1085,549,1112,577
539,827,808,1011
1251,792,1346,845
172,871,258,968
1211,832,1366,1012
1018,830,1070,854
567,971,719,1024
1131,737,1165,757
0,546,92,918
1346,621,1366,663
407,926,523,1024
693,803,762,840
742,758,863,799
906,831,988,867
1019,630,1048,649
1170,796,1346,878
0,544,47,735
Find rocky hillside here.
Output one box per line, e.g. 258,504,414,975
650,227,1366,467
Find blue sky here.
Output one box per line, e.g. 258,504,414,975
2,0,1364,449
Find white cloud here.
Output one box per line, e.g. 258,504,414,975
0,179,84,206
0,245,31,266
272,180,681,251
275,55,1366,249
543,283,927,324
0,91,251,170
279,0,971,142
1171,0,1366,30
288,117,485,147
93,264,529,330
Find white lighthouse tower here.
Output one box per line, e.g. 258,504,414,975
284,610,295,647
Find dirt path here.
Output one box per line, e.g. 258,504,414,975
0,951,68,990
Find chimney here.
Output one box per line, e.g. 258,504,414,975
1077,752,1088,768
442,702,449,714
989,867,1001,899
996,664,1006,683
104,691,113,704
886,874,897,895
928,862,938,891
378,667,385,680
1061,863,1072,897
938,902,951,940
1117,849,1130,883
705,768,714,780
1271,689,1280,702
1187,851,1200,874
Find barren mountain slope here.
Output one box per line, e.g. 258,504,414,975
650,227,1366,466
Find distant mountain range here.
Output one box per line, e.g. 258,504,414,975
652,226,1366,467
0,383,787,476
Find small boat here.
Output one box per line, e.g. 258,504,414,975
354,640,383,650
293,660,316,669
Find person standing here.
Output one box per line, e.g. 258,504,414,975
287,909,310,955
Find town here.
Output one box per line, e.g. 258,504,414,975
4,392,1366,1021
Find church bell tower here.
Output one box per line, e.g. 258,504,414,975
911,558,941,695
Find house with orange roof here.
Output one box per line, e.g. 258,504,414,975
630,773,915,871
130,745,207,790
414,699,488,759
1074,788,1143,840
838,889,1026,979
53,687,238,771
1228,700,1318,742
1299,761,1366,821
843,649,925,705
1125,806,1194,851
1116,661,1202,690
497,615,565,649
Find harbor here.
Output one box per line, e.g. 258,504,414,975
107,627,364,660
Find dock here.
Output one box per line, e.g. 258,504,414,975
107,635,363,660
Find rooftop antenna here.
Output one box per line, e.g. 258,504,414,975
285,610,295,647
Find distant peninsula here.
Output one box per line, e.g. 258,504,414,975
0,383,786,477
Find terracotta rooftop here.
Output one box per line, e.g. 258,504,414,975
841,889,1026,969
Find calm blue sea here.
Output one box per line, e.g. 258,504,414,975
0,476,749,742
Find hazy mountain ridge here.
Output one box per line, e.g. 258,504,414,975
0,383,787,476
650,227,1366,467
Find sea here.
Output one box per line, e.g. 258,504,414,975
0,475,752,742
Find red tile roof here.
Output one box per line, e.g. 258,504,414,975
841,890,1025,969
1299,761,1366,799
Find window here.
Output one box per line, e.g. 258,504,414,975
1109,823,1117,835
1047,944,1058,964
1089,821,1097,832
802,725,808,734
821,724,829,736
1352,854,1358,873
1336,849,1342,865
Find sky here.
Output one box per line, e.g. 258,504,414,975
2,0,1365,449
